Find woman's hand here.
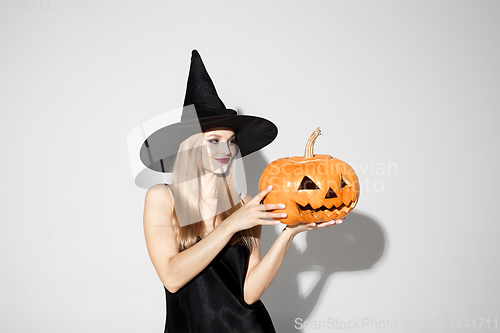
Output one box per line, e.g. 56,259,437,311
282,217,345,238
222,185,284,234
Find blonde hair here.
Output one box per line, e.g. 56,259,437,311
169,132,255,252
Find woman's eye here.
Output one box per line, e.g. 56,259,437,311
209,139,219,144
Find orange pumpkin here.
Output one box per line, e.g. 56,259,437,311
258,127,360,225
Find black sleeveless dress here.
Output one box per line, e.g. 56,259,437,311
163,185,276,333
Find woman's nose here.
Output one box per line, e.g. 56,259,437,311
219,142,231,156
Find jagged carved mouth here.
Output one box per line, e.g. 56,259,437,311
296,200,357,218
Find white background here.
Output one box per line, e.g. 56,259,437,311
1,1,499,332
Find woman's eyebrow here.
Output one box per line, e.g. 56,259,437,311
207,134,236,139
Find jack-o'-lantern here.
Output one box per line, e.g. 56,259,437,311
258,127,360,225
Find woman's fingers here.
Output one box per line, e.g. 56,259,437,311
315,218,344,228
254,185,274,203
262,219,281,225
265,212,287,219
298,218,344,229
315,221,337,228
260,203,285,211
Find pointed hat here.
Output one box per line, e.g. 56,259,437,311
139,50,278,173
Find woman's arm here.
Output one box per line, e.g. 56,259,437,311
144,184,284,293
243,224,295,305
143,184,235,293
242,196,343,305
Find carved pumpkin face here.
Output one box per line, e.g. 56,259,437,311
258,128,360,225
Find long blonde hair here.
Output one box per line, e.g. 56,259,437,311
169,132,255,252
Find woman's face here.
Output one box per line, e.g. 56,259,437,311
201,128,238,174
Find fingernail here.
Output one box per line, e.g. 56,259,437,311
280,204,286,208
281,213,287,217
267,185,273,189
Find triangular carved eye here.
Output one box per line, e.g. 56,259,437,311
340,174,351,189
299,176,319,190
325,188,338,198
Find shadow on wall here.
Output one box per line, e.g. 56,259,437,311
242,153,386,333
262,212,385,332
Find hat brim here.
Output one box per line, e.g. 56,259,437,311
140,115,277,173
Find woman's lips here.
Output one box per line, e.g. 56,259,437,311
215,158,229,164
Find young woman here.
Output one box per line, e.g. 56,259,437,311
140,50,343,333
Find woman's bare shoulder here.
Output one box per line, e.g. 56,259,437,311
145,183,174,209
144,184,175,232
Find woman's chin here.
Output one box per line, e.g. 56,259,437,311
204,166,229,175
214,168,229,176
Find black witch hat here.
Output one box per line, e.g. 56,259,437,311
139,50,278,173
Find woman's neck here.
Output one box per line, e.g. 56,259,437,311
198,170,233,235
199,169,223,199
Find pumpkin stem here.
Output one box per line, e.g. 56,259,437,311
304,127,321,158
